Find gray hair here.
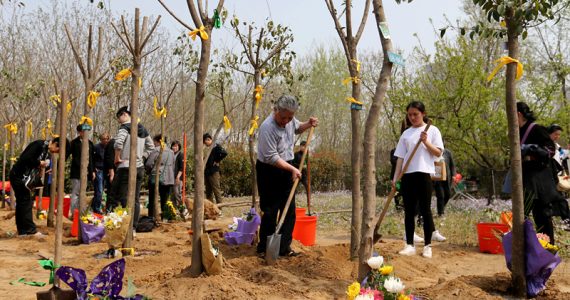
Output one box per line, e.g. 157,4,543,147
274,95,300,112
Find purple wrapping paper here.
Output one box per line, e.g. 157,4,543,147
56,258,144,300
502,219,561,297
80,222,105,244
224,208,261,245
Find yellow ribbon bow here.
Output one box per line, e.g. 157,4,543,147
115,68,132,81
153,97,167,119
138,77,142,88
487,56,524,82
351,59,361,72
248,116,260,136
80,116,93,127
254,85,263,109
87,91,100,109
189,26,209,41
42,119,54,140
49,95,61,107
67,102,72,114
342,76,361,85
261,69,268,78
160,138,166,150
346,97,363,105
26,121,33,138
4,123,18,135
223,115,232,133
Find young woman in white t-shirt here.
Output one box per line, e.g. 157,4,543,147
393,101,444,258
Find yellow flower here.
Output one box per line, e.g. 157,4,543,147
380,265,393,275
346,282,360,300
397,293,411,300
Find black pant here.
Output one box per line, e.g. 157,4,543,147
10,171,37,235
114,167,144,228
147,181,173,220
401,172,435,245
256,160,296,255
433,180,451,216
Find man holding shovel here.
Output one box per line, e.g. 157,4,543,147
256,95,318,258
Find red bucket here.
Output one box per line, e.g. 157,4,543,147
35,196,71,218
292,215,318,246
477,223,510,254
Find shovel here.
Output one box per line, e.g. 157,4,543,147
266,127,314,265
373,121,432,243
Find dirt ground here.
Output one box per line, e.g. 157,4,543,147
1,207,569,300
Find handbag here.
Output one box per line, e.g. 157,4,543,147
557,174,570,192
431,157,447,181
23,167,44,191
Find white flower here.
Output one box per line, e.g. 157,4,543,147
383,276,405,294
354,294,374,300
367,256,384,269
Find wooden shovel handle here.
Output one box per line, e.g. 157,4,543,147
275,126,314,234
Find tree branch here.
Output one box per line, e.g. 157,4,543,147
141,16,162,50
63,24,87,80
157,0,194,30
354,0,371,45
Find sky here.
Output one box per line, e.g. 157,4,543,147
26,0,465,58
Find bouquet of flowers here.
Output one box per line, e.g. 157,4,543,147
346,256,414,300
102,207,131,258
536,233,559,255
162,200,178,221
38,210,48,220
224,207,261,245
80,211,105,244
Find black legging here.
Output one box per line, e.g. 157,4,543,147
401,172,435,245
256,160,296,255
10,170,37,235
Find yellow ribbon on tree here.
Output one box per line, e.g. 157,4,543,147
80,116,93,127
351,59,361,72
42,119,54,139
223,115,232,133
342,76,361,85
138,77,142,88
67,102,72,113
49,95,61,107
254,85,263,109
87,91,100,109
26,121,33,138
189,26,209,41
5,123,18,135
487,56,524,82
115,68,132,81
153,97,167,119
346,97,363,105
248,116,259,136
160,138,166,150
261,69,268,78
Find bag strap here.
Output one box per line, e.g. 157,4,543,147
521,122,536,145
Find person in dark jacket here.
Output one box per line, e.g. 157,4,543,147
203,133,227,204
69,125,95,217
92,133,110,213
10,137,70,236
433,148,456,216
104,138,116,211
517,102,563,243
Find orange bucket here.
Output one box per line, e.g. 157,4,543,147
71,209,79,237
292,215,318,246
295,207,306,217
476,223,510,254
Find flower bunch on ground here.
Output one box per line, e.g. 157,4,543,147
38,210,47,220
536,233,559,254
103,207,128,230
81,212,103,227
346,256,414,300
162,200,178,220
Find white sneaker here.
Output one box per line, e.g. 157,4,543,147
398,244,416,256
422,245,432,258
432,230,446,242
132,230,137,238
402,232,425,244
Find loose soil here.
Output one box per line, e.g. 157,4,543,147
1,208,569,299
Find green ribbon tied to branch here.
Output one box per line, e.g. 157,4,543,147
38,259,59,284
213,9,221,29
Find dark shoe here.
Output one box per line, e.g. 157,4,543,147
256,251,265,258
281,250,300,257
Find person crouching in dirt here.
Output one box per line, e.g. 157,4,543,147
256,95,318,258
10,137,70,236
203,133,227,204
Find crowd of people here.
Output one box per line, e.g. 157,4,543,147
7,97,570,262
9,105,227,237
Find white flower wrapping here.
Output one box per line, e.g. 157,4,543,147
366,256,384,269
354,294,374,300
383,276,405,293
103,211,128,230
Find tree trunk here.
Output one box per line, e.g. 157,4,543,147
53,90,68,288
78,81,94,243
1,134,6,209
349,65,362,260
505,8,526,298
189,32,213,277
358,0,393,281
48,108,61,227
249,72,261,208
8,132,15,210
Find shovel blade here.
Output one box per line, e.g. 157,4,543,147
265,233,281,265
